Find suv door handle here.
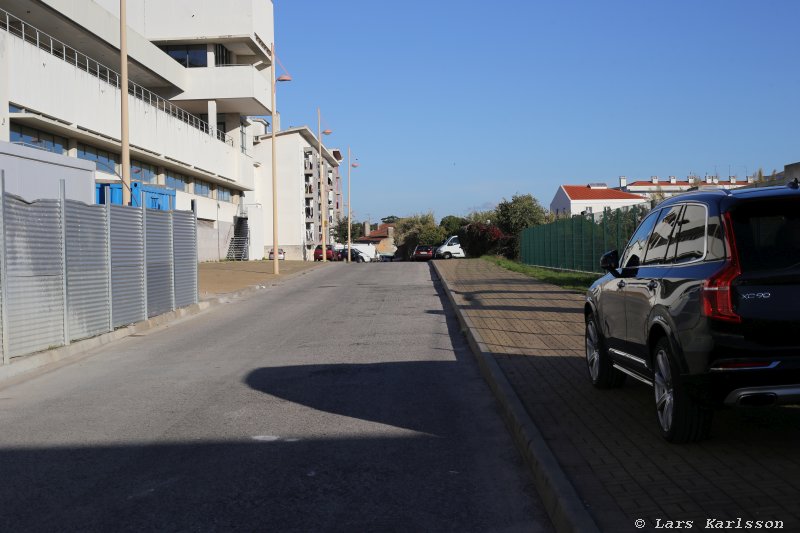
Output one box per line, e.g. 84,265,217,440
647,280,658,291
617,280,626,289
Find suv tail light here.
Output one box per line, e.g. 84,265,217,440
702,212,741,323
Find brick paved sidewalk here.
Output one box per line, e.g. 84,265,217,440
436,259,800,533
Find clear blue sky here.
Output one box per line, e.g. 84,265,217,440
273,0,800,223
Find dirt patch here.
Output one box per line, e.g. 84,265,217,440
199,261,322,297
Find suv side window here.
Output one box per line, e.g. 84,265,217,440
643,206,682,265
672,204,708,264
621,210,660,269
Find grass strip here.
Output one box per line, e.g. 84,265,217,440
481,256,599,293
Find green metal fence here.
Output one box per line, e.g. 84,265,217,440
520,205,650,273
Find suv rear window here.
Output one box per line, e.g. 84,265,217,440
731,199,800,272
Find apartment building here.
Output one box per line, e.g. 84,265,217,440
0,0,275,261
617,175,754,201
249,124,342,260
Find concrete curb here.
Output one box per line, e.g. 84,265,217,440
431,261,599,533
0,263,326,387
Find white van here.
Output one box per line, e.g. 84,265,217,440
436,236,465,259
351,243,377,261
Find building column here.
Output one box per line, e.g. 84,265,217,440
207,100,217,138
156,166,166,186
206,44,215,68
67,138,78,158
0,34,9,142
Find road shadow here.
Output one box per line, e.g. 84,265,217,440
0,435,542,532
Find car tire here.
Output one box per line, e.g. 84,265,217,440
443,252,452,259
652,338,712,443
585,313,626,389
356,256,364,263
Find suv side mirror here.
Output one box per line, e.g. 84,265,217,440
600,250,621,277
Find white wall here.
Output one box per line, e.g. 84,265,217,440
135,0,274,51
252,134,309,260
42,0,187,90
549,187,571,215
0,141,95,202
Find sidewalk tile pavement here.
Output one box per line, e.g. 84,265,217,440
436,259,800,532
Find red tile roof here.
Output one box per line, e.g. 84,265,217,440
562,185,646,201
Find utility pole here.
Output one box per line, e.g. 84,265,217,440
120,0,131,206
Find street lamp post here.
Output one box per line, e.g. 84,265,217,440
271,43,291,274
120,0,131,206
317,108,331,262
347,148,359,263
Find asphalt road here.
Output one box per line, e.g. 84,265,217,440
0,262,553,532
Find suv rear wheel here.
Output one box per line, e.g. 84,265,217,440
585,313,626,388
653,338,712,443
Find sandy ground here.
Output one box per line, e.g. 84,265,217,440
198,260,322,297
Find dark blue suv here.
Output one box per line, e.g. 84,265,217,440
585,181,800,442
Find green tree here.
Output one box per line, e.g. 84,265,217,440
439,215,468,237
333,216,364,244
494,194,546,259
465,209,496,225
394,212,446,259
381,215,400,224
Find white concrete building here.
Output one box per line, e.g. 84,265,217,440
0,0,275,261
550,184,648,217
249,123,342,260
617,175,754,201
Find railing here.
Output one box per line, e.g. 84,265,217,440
0,7,234,147
10,141,60,154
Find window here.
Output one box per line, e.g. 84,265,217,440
621,210,660,269
673,205,707,264
160,44,208,68
10,124,67,154
165,171,188,191
643,206,682,265
217,186,231,202
194,179,211,197
214,44,231,66
131,160,157,184
732,200,800,272
77,143,118,175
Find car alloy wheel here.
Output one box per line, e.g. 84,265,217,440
585,319,601,382
654,348,674,433
443,252,452,259
584,313,626,388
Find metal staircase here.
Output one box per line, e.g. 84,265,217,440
226,216,249,260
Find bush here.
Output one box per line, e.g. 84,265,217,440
457,223,509,258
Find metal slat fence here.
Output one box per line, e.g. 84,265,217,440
520,205,650,273
0,176,198,364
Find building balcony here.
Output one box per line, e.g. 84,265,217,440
140,0,274,64
2,15,248,188
172,65,271,115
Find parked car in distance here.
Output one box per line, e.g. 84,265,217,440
268,248,285,260
584,181,800,443
436,235,465,259
411,245,435,261
313,244,336,261
338,248,369,263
